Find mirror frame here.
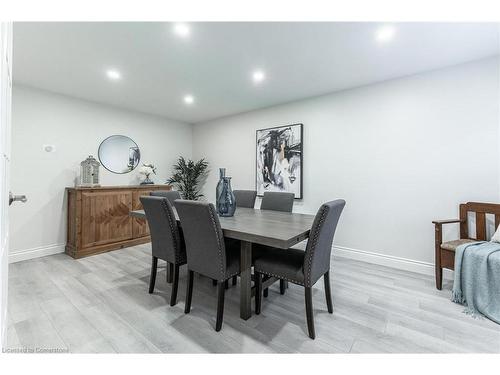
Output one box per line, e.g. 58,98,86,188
98,134,141,174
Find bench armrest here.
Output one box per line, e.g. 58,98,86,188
432,219,462,225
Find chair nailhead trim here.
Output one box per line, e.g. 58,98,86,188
304,205,329,287
161,199,183,264
208,205,226,280
253,269,304,285
224,271,240,281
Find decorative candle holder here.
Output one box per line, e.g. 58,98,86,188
80,155,100,187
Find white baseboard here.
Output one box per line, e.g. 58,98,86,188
9,243,65,263
333,245,454,280
7,242,454,281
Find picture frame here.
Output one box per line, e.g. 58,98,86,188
256,123,303,199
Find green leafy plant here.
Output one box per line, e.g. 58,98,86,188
167,157,209,200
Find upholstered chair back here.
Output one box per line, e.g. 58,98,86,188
303,199,346,287
150,190,182,207
234,190,257,208
140,196,183,263
260,191,294,212
176,200,227,281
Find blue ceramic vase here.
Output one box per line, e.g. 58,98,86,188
217,176,236,217
215,168,226,209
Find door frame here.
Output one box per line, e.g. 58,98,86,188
0,21,13,349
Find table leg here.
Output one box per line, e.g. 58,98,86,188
240,240,252,320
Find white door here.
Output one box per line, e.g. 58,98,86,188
0,22,13,349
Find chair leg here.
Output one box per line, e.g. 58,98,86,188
255,272,262,314
225,280,229,289
148,256,158,294
434,225,443,290
212,279,217,286
435,265,443,290
166,262,173,284
232,275,237,286
280,280,286,295
185,270,194,313
262,275,270,297
305,287,315,339
216,281,225,332
324,271,333,313
170,264,180,306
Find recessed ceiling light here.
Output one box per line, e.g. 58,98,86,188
375,25,396,43
106,69,121,81
173,23,190,38
252,70,266,84
184,95,194,105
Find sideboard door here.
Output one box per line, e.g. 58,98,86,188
81,190,133,248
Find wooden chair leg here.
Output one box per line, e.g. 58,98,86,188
216,282,225,332
255,272,262,314
170,264,180,306
224,280,229,289
149,256,158,294
434,224,443,290
324,271,333,313
264,288,269,298
436,265,443,290
232,275,237,286
166,262,173,284
280,280,286,295
185,270,194,313
305,287,315,339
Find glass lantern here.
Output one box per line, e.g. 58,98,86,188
80,155,101,187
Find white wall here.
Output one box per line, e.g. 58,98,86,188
193,58,500,272
9,85,192,262
9,58,500,273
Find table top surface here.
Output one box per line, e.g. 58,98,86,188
130,207,316,249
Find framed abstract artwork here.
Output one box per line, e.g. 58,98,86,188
256,123,303,199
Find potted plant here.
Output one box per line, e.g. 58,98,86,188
167,157,209,200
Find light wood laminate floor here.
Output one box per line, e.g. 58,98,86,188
5,244,500,353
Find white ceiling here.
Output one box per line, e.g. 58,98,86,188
13,22,499,124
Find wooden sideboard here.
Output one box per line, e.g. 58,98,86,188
65,185,171,259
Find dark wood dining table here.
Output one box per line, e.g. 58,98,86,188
130,206,316,320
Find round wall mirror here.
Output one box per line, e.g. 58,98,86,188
98,135,141,174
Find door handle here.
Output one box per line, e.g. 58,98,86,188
9,192,27,206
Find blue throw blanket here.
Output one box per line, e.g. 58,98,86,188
452,241,500,324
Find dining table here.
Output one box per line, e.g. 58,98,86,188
130,206,316,320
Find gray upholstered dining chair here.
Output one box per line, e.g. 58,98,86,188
150,190,182,206
260,191,295,212
254,199,346,339
140,196,187,306
233,190,257,208
175,200,241,332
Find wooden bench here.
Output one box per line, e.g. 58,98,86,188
432,202,500,290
